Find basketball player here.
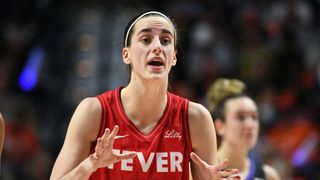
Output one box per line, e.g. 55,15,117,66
207,78,281,180
50,11,240,180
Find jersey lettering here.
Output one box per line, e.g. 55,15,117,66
107,149,183,173
121,150,134,171
137,152,155,172
157,152,168,172
170,152,183,172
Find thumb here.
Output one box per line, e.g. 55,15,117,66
190,152,207,167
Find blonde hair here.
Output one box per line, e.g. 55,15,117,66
207,78,246,112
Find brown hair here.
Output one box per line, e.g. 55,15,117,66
207,78,247,120
123,10,178,48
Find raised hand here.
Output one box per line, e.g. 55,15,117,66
81,125,136,172
190,152,241,180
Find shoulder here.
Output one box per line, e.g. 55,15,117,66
78,97,101,112
73,97,101,125
263,164,281,180
97,88,122,105
188,101,211,121
188,101,216,149
68,97,102,142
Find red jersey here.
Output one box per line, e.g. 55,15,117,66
89,87,192,180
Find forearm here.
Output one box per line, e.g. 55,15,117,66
50,157,96,180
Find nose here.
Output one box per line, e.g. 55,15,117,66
153,46,161,55
152,38,162,55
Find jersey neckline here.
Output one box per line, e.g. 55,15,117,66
114,87,171,141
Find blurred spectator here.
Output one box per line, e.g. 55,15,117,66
2,97,51,179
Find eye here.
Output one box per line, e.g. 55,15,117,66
161,37,171,45
251,114,258,121
141,37,151,44
236,114,245,122
238,115,245,122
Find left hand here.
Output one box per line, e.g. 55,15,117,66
190,152,241,180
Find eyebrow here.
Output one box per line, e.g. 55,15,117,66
235,110,259,114
137,28,174,37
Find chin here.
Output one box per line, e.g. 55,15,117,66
240,139,257,148
249,140,258,148
148,73,167,79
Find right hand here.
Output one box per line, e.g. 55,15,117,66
190,152,241,180
81,125,136,173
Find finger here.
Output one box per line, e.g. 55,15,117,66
109,125,119,138
115,151,137,161
108,125,118,144
101,128,110,148
190,152,208,168
216,159,230,171
101,128,110,140
95,138,103,156
95,138,102,152
226,168,239,174
219,169,239,177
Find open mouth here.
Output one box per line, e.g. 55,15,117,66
148,61,164,66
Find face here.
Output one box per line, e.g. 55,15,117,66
218,97,259,150
122,15,177,81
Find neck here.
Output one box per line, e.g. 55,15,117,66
218,141,249,172
120,79,168,134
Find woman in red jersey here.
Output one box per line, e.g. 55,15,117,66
50,11,239,180
207,78,281,180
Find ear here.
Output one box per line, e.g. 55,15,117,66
214,119,225,136
172,51,177,66
122,47,131,64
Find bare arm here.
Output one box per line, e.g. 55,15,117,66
50,98,102,179
188,102,239,180
50,98,136,180
188,102,217,179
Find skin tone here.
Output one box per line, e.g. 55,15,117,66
0,112,4,158
50,15,239,180
214,96,281,180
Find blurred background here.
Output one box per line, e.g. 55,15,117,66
0,0,319,179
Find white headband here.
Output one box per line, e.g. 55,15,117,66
124,11,175,47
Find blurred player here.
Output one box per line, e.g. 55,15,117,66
207,78,281,180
